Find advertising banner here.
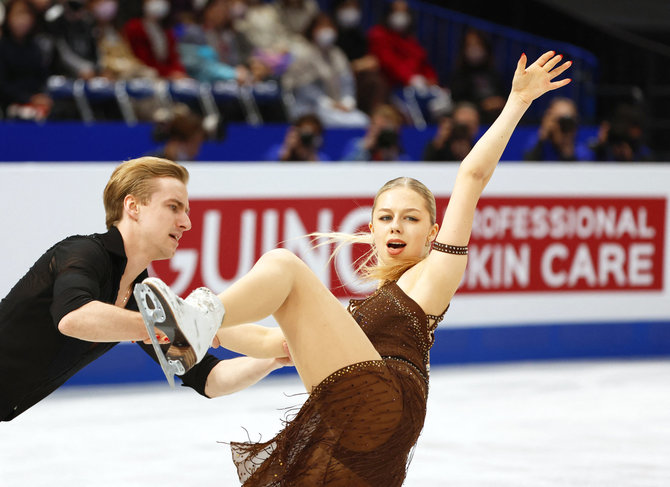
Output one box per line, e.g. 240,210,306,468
2,163,669,330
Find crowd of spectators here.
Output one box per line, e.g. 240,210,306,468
0,0,655,162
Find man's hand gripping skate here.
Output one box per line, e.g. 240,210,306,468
134,277,225,388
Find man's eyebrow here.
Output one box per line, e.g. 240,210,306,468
166,198,190,214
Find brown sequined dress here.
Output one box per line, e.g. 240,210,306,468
231,281,447,486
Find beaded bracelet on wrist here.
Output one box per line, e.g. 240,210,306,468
431,241,468,255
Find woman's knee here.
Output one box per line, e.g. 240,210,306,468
259,248,300,267
257,248,309,278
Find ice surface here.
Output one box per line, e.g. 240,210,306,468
1,360,669,486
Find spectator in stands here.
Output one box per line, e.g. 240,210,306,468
115,0,141,26
48,0,101,80
123,0,187,79
523,97,593,161
90,0,157,80
341,103,409,161
282,12,368,127
368,0,435,90
25,0,57,67
232,0,294,76
149,104,207,161
591,103,654,162
368,0,450,123
332,0,387,115
178,0,250,84
274,0,320,38
424,101,480,162
26,0,53,33
0,0,52,120
450,28,506,124
266,113,329,162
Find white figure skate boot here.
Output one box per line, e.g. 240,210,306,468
133,277,225,388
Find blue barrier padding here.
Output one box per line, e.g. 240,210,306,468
0,121,599,163
63,320,670,387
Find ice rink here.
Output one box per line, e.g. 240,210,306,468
2,359,669,487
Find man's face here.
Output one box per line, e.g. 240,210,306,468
136,177,192,261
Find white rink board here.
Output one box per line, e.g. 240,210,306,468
1,162,669,329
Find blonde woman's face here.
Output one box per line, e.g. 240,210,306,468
370,187,438,264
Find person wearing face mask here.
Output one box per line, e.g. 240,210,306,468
265,113,330,162
282,12,368,128
0,0,53,120
123,0,187,79
450,28,506,124
368,0,438,91
332,0,388,115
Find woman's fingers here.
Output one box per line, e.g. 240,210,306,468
549,60,573,80
541,53,563,72
515,52,527,75
533,50,556,68
549,77,572,90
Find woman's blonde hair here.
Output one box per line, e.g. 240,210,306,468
314,177,437,283
103,156,189,229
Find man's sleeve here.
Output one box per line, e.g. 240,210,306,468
137,342,221,397
49,238,108,328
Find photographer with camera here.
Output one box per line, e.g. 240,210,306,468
149,104,225,162
423,102,480,162
266,113,330,162
591,103,654,162
341,104,409,161
523,97,592,162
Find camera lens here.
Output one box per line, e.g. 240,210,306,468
377,129,398,148
557,116,577,133
299,132,315,147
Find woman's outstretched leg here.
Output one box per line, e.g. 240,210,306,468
215,249,381,391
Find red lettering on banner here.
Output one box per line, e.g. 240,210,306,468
466,197,664,292
150,196,665,297
151,198,376,298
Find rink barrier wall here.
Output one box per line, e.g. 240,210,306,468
63,319,670,386
0,163,668,387
0,122,598,163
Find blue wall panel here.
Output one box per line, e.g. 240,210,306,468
63,320,670,387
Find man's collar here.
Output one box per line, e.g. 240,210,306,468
98,226,127,259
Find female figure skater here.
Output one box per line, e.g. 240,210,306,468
136,51,572,485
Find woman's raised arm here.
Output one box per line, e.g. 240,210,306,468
437,51,572,246
413,52,572,309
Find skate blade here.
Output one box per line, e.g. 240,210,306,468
133,282,185,388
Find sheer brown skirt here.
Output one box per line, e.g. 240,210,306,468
231,359,428,486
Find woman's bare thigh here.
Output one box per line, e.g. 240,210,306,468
272,257,381,391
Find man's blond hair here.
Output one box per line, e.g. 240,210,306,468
103,157,189,229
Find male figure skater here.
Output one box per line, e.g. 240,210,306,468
0,156,288,422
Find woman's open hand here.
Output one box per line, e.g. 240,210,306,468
511,51,572,105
